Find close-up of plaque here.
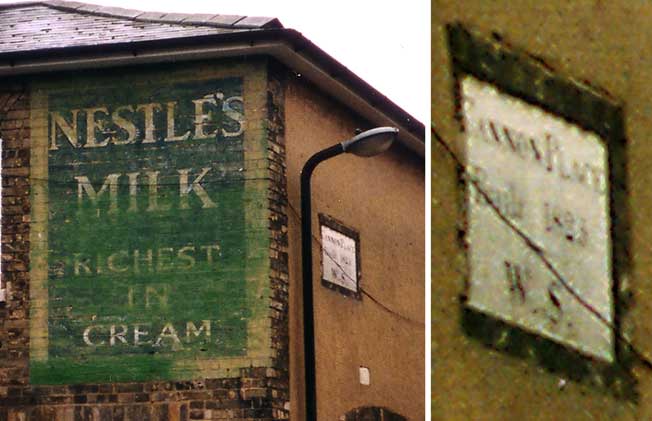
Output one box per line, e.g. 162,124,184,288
461,76,613,363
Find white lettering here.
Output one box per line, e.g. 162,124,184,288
155,323,181,347
83,325,104,346
74,173,121,213
50,110,80,150
178,167,217,209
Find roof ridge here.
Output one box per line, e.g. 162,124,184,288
0,1,43,8
0,0,282,30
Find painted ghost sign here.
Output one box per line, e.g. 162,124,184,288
462,76,614,363
29,68,271,384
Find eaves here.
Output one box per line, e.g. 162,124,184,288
0,28,424,157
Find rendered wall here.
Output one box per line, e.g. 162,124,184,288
284,77,425,420
432,1,652,419
0,58,289,420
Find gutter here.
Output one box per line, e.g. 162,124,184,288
0,29,424,156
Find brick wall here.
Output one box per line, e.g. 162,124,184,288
0,83,32,419
265,62,290,420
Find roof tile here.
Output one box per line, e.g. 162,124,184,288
157,12,191,24
74,4,103,13
48,0,87,9
235,16,277,28
133,11,166,21
95,6,143,19
207,14,243,26
180,14,220,25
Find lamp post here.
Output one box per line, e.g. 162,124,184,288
300,126,398,420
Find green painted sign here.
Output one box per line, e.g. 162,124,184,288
30,68,271,384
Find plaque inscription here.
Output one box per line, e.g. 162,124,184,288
319,214,361,299
462,76,613,362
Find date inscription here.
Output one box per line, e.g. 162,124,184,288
462,76,613,363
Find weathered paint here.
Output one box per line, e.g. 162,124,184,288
29,63,272,384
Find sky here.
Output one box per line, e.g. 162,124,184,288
0,0,429,123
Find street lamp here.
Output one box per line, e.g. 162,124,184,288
300,126,398,420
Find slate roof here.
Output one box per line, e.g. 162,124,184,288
0,0,282,54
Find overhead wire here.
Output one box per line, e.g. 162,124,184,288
285,200,424,327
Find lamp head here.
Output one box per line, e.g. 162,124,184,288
341,127,398,157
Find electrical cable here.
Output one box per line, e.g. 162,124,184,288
286,200,424,327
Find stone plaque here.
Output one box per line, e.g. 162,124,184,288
319,214,360,298
462,76,614,362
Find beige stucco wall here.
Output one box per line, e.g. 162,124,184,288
284,78,425,419
432,1,652,419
